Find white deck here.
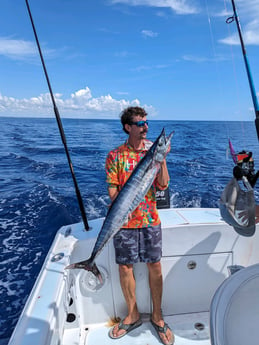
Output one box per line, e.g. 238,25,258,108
8,208,259,345
63,313,210,345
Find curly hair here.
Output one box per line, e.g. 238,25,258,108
120,106,148,134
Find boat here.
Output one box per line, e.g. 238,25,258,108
6,207,259,345
7,1,259,345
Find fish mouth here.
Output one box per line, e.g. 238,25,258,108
159,128,174,143
158,128,173,146
166,130,174,143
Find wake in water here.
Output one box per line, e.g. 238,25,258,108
0,183,79,339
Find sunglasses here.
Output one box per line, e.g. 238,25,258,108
129,120,149,127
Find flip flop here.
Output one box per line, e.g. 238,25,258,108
108,318,142,339
150,319,175,345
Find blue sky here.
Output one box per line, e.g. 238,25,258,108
0,0,259,120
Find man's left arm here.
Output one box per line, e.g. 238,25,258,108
157,159,170,188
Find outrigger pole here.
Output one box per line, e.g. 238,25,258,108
227,0,259,140
25,0,89,230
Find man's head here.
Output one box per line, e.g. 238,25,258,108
120,107,148,137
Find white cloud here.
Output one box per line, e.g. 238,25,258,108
71,88,92,101
0,87,155,118
110,0,200,15
182,55,228,63
0,37,37,60
183,55,208,63
141,30,158,38
218,0,259,46
131,63,170,72
238,0,259,18
220,19,259,46
0,37,56,61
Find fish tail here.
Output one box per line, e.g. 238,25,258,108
65,259,103,284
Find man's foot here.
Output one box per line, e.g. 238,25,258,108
150,319,175,345
109,318,142,339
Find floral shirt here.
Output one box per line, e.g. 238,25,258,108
105,139,169,229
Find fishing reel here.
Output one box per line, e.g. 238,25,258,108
233,150,259,188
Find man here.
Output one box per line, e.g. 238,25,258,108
106,106,174,345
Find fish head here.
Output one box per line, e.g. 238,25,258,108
152,128,174,163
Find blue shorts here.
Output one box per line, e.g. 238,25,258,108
113,224,162,265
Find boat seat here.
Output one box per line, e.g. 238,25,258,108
210,263,259,345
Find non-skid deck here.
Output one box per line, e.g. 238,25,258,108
62,312,211,345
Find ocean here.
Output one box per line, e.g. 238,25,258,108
1,117,259,344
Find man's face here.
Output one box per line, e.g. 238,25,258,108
127,115,148,140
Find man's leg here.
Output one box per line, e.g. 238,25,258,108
111,264,140,338
147,261,174,345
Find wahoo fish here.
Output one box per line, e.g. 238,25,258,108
66,128,174,282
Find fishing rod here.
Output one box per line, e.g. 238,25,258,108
226,0,259,141
25,0,89,230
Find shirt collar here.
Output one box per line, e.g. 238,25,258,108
125,139,152,152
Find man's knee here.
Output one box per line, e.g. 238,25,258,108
119,264,134,276
147,261,162,275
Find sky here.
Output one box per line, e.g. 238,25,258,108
0,0,259,121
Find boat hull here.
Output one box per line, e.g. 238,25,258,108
8,208,259,345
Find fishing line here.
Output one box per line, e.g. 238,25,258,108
227,0,259,141
204,0,236,150
206,0,256,154
204,0,224,109
222,0,244,122
221,0,247,148
224,0,259,141
25,0,89,230
222,0,249,152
